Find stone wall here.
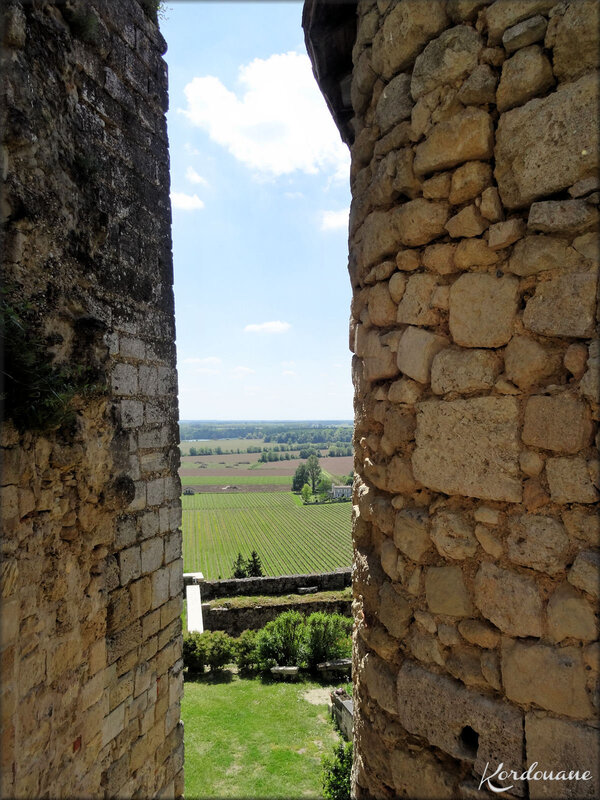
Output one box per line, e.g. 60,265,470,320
1,2,183,797
202,598,352,636
197,568,352,601
305,1,599,798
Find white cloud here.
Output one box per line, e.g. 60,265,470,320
284,191,304,199
282,370,296,376
232,366,255,375
184,143,201,155
182,356,221,365
320,208,349,231
244,320,291,334
180,51,350,178
171,191,205,211
281,360,295,368
186,166,209,186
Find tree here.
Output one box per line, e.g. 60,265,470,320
318,475,332,495
301,484,312,504
231,552,247,578
292,463,309,491
306,453,321,493
246,550,263,577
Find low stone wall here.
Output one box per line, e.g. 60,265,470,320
201,599,352,636
194,569,351,601
331,691,354,742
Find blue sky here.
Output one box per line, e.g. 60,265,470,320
161,2,353,420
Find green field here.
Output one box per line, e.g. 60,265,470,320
182,492,352,578
181,474,291,486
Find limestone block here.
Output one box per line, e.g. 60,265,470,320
380,538,402,580
445,204,489,238
393,508,431,562
382,406,416,451
390,746,456,799
449,161,492,206
562,508,600,548
564,343,588,379
411,25,483,99
425,566,472,617
546,457,599,504
523,273,597,338
522,395,593,454
502,15,547,53
448,0,494,23
396,249,421,272
484,0,557,45
449,274,518,347
408,629,445,666
487,218,526,250
378,582,412,638
414,609,437,634
364,455,417,494
548,0,600,83
528,199,599,236
501,639,593,718
396,661,524,781
396,274,439,325
423,243,457,275
454,237,499,268
568,550,600,599
388,376,424,405
446,646,488,688
396,326,449,383
547,582,597,643
507,235,572,276
480,649,502,691
362,651,397,715
388,272,407,303
355,328,398,382
422,171,451,199
474,506,500,526
431,285,450,309
525,714,600,799
431,510,478,560
457,63,497,105
414,108,494,176
507,515,569,575
479,186,504,222
504,336,560,389
496,45,554,113
374,73,413,133
371,0,449,79
474,562,542,637
413,397,521,502
431,348,500,394
367,281,397,327
438,623,461,646
458,619,499,649
396,198,450,247
119,546,141,586
495,72,599,209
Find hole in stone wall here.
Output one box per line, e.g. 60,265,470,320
459,726,479,759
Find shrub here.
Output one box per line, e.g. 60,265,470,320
235,629,259,673
256,610,305,671
205,631,235,672
182,631,208,675
303,612,352,671
322,740,352,800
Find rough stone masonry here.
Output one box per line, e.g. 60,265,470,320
304,0,599,797
1,1,183,797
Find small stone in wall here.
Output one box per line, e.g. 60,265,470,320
393,508,431,562
446,646,488,689
548,0,600,83
423,243,457,275
506,514,569,575
453,237,499,268
388,272,407,303
474,506,500,526
431,348,501,395
504,335,561,390
547,582,597,643
355,328,399,382
479,186,504,222
445,204,489,238
431,285,450,310
546,457,599,504
484,0,556,45
562,507,600,548
414,108,494,176
431,510,478,560
523,273,598,338
396,198,450,247
438,622,461,647
411,24,483,100
367,281,398,327
390,747,456,800
449,161,492,206
408,628,445,666
449,273,518,347
519,450,544,477
396,249,421,272
456,63,497,105
422,171,451,199
426,565,473,617
528,199,599,236
396,325,449,384
564,343,588,379
378,582,412,638
474,562,542,637
496,45,554,113
458,619,500,649
396,274,439,326
487,218,526,250
480,649,502,691
568,550,600,599
414,609,437,634
507,235,572,276
502,15,547,53
522,394,593,454
388,377,424,405
380,538,402,581
374,73,413,134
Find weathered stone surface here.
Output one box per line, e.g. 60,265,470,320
502,15,547,53
504,336,560,389
388,376,424,405
446,645,488,688
368,281,397,327
362,651,397,715
388,272,407,303
396,274,439,326
380,538,402,581
475,562,542,637
445,204,489,238
502,640,593,718
396,661,524,779
423,243,457,275
390,746,456,799
425,566,472,616
479,186,504,222
568,550,600,599
378,582,412,638
474,525,503,559
456,63,497,104
496,45,554,113
484,0,557,45
507,235,571,276
564,343,588,379
397,326,449,384
357,203,449,267
548,0,600,83
487,218,525,250
458,619,499,649
374,73,413,134
547,582,597,643
393,508,431,562
411,25,483,99
525,714,600,799
507,515,569,575
528,199,599,236
447,0,493,23
431,510,477,560
474,506,500,526
422,171,451,199
355,328,399,382
523,273,597,338
408,628,445,666
449,161,492,205
414,108,494,176
546,457,599,504
431,348,500,395
495,72,600,209
396,248,421,272
364,454,417,494
449,274,518,348
372,0,449,79
454,237,499,268
413,397,521,502
522,395,593,454
562,507,600,548
381,405,416,454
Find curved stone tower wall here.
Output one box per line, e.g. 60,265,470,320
1,2,183,796
307,1,599,797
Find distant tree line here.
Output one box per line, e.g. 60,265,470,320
179,421,353,443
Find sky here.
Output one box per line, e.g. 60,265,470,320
161,2,353,421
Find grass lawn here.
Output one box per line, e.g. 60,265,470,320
183,675,339,798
